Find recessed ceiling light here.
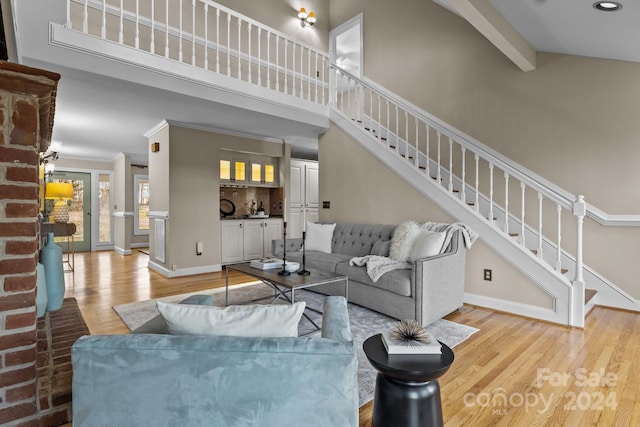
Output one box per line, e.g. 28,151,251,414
593,1,622,11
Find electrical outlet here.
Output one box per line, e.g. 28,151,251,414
172,264,177,271
483,269,492,281
322,201,330,209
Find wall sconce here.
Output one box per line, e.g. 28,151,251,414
40,140,62,165
45,182,74,223
298,7,316,28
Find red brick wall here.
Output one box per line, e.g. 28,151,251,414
0,63,60,426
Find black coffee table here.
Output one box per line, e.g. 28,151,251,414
363,334,454,427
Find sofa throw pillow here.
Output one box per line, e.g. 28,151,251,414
371,239,392,257
305,222,336,253
156,301,306,337
389,221,420,262
408,230,447,262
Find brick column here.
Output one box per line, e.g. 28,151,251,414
0,62,60,426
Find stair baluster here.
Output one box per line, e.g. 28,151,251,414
520,182,526,247
537,192,544,258
504,172,509,233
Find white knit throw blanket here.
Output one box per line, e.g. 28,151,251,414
349,256,411,282
422,221,479,252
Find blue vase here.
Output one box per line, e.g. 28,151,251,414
40,232,64,312
36,262,48,318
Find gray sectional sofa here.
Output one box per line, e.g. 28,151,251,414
273,223,468,326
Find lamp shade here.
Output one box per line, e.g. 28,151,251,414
45,182,73,200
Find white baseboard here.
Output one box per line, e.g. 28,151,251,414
130,242,149,249
147,260,222,278
113,246,132,255
464,292,565,325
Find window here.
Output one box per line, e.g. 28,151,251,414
98,173,112,243
134,175,149,235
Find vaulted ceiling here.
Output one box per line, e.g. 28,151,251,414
434,0,640,71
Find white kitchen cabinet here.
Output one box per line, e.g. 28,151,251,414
221,218,283,264
249,162,278,187
219,159,247,184
243,220,264,260
289,159,319,238
220,220,244,264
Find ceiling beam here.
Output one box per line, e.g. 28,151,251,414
446,0,536,72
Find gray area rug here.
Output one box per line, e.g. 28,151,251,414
113,283,479,406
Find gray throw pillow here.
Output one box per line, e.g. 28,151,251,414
371,239,391,257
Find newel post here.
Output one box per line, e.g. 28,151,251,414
570,195,586,327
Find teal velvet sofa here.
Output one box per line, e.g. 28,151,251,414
71,296,358,427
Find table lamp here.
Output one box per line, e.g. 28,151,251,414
45,182,73,223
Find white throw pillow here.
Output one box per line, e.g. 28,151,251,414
305,222,336,253
389,221,420,262
408,230,447,261
156,301,306,337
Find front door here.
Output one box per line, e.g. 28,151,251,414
49,171,91,252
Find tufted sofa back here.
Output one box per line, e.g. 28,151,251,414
331,223,396,257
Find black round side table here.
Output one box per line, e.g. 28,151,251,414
363,334,455,427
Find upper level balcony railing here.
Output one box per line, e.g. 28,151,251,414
67,0,330,106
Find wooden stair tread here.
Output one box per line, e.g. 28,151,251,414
585,289,597,305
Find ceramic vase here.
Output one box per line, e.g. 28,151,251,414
35,262,48,318
40,232,64,312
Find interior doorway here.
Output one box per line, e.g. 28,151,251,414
330,13,363,77
49,171,91,252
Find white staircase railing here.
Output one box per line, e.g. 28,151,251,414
331,65,587,305
67,0,330,105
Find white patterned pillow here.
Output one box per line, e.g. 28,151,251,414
389,221,420,262
156,301,306,337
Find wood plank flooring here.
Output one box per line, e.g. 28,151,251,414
64,250,640,426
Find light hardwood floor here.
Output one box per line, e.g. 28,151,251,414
64,250,639,426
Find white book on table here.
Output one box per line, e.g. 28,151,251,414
381,330,442,354
250,258,282,269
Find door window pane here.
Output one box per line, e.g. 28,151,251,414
135,175,149,234
99,173,111,243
